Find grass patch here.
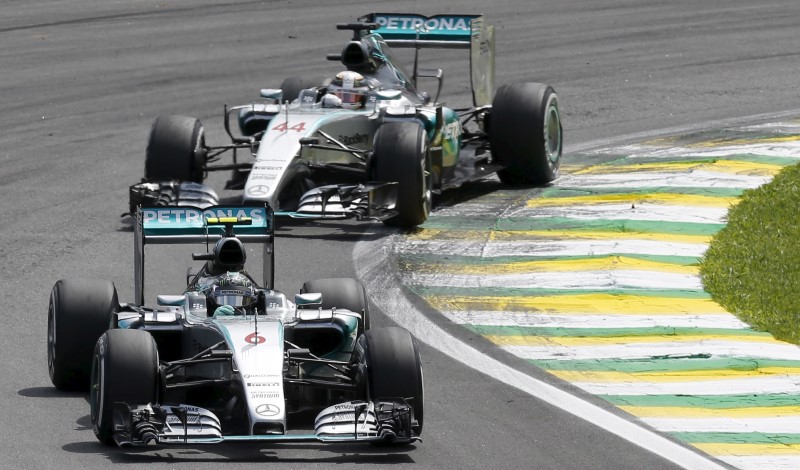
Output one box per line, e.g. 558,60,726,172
700,163,800,344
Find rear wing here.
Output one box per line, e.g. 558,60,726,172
359,13,495,106
133,204,274,306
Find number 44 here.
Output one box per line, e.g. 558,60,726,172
272,121,307,132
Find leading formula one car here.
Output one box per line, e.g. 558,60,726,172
47,204,423,446
129,12,563,227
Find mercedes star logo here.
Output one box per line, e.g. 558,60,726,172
247,185,270,196
255,403,281,416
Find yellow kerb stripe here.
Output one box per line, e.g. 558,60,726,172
526,193,737,209
550,367,800,384
426,294,728,315
620,405,800,418
693,442,800,456
571,159,783,176
485,334,781,348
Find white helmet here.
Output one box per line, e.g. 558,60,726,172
327,71,370,109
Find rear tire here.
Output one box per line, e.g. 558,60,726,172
91,329,159,446
490,83,562,185
301,278,370,333
47,279,117,391
145,115,206,183
373,122,432,228
354,327,423,437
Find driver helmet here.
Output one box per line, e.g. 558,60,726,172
210,272,258,308
327,71,370,109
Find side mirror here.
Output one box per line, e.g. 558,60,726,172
295,292,322,307
260,88,284,102
185,291,208,318
375,89,403,101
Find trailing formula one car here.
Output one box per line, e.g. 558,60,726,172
130,12,563,227
47,204,423,446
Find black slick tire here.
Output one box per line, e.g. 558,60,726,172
355,327,424,437
490,83,562,184
373,122,432,228
301,278,370,333
47,279,117,391
145,115,206,183
90,329,159,446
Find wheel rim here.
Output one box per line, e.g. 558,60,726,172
192,128,206,183
416,351,425,433
90,354,102,425
544,97,562,165
420,141,432,219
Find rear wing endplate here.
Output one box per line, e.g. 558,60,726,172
133,204,275,306
359,13,495,106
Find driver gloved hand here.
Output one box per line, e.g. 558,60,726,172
213,305,236,317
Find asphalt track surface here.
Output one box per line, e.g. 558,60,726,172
3,1,799,469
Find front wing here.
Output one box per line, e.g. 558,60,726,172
109,400,419,446
128,181,398,221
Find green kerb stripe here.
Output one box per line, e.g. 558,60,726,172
423,216,724,236
415,286,710,299
724,154,800,166
672,432,800,445
469,325,766,338
398,253,700,267
600,393,800,408
533,357,800,373
538,186,746,199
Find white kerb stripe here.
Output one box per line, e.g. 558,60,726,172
642,416,800,433
440,311,751,330
504,341,800,361
410,270,703,290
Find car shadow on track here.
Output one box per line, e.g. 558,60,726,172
61,432,417,465
24,388,418,464
19,386,82,399
434,178,506,209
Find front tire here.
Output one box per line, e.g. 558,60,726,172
145,115,206,183
91,329,159,446
373,122,432,228
48,279,117,391
490,83,562,185
354,327,424,437
301,278,370,333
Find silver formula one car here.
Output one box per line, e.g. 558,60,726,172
47,205,423,446
129,12,562,227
